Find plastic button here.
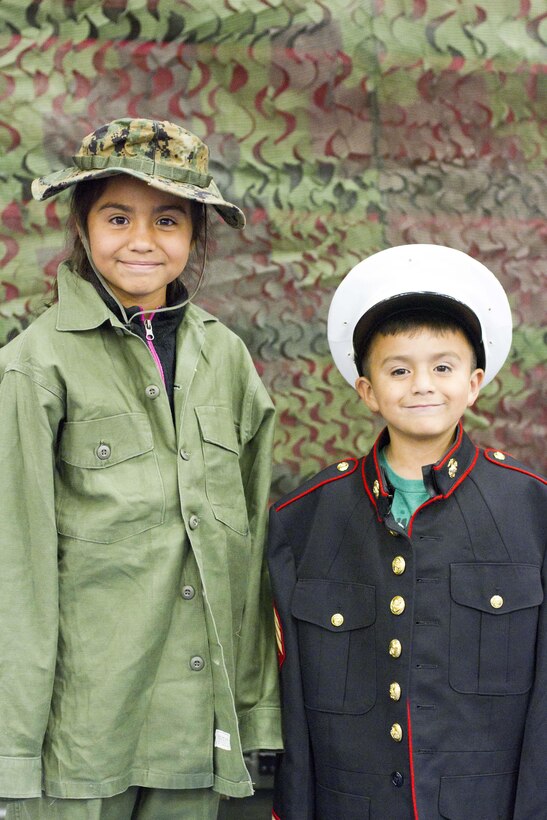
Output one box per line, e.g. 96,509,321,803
190,656,204,671
182,585,195,600
145,384,160,399
391,771,404,787
96,444,111,460
188,514,200,530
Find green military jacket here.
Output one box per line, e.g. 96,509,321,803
0,265,282,799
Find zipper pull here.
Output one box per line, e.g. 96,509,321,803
144,318,154,341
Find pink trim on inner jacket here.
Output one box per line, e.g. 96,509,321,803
141,312,166,387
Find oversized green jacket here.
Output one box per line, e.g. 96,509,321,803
0,265,282,799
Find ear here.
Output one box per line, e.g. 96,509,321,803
355,375,380,413
467,368,485,408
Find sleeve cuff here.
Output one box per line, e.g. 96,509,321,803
0,755,42,798
238,705,283,752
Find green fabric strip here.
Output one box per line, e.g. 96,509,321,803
72,154,212,188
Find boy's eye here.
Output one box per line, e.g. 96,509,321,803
390,367,408,377
435,364,452,373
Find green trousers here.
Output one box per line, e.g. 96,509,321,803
5,787,221,819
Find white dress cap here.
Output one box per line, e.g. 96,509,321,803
327,244,513,387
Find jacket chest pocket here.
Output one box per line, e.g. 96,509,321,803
291,579,377,714
56,413,165,543
195,406,248,536
449,562,543,695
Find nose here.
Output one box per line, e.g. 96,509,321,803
411,367,434,393
127,220,155,252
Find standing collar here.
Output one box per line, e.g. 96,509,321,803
363,422,479,520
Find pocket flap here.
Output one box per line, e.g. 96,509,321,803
195,406,239,454
439,771,517,819
59,414,153,468
291,579,376,631
450,563,543,614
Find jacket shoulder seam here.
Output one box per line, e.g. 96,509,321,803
275,458,360,512
483,449,546,484
2,364,64,402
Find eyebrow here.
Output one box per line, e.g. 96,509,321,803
97,202,189,215
380,351,464,366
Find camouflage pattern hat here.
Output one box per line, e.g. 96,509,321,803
31,118,245,229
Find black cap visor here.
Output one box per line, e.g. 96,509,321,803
353,293,485,377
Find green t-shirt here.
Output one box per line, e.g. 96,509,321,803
379,449,430,528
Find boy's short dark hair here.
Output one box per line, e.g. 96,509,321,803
355,307,479,379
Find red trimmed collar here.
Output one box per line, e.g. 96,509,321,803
363,422,479,521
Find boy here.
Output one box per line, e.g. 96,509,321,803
267,244,546,819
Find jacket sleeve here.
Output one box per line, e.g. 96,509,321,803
513,546,547,819
0,366,64,797
234,376,283,753
267,506,316,820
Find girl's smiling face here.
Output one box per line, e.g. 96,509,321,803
355,327,484,451
85,175,194,311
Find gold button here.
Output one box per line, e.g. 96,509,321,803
331,613,344,627
389,639,402,658
389,530,399,537
389,682,401,701
392,556,405,575
390,596,405,615
493,451,506,461
490,595,504,609
373,480,380,498
337,461,349,472
390,723,403,742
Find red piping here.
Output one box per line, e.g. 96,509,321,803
432,421,463,472
484,449,547,485
275,458,359,511
372,444,390,496
272,811,281,820
361,457,383,523
407,446,479,536
407,700,419,819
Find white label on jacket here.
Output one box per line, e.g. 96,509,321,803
215,729,231,751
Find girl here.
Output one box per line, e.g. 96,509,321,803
0,118,281,819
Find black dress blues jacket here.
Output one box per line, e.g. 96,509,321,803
267,424,546,820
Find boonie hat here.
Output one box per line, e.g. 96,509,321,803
31,118,245,229
328,244,513,388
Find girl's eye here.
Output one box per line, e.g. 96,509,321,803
110,215,129,225
157,217,176,226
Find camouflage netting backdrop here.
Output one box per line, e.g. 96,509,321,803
0,0,545,496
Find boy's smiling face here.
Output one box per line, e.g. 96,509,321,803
355,327,484,451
